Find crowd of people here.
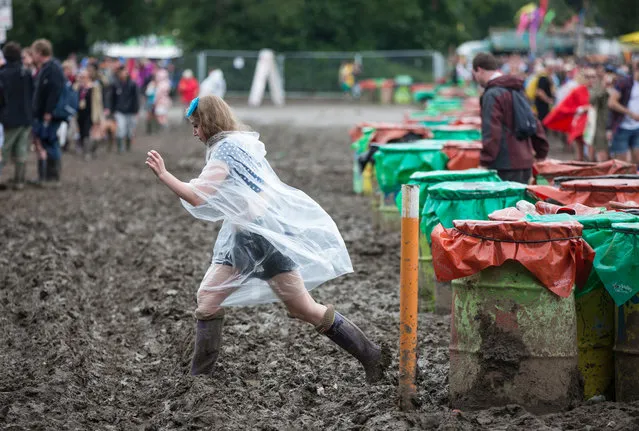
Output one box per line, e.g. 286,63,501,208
461,53,639,165
0,38,228,191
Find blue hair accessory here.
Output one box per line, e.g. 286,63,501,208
186,97,199,118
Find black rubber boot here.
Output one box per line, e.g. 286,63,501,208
45,159,55,181
125,138,131,152
117,139,124,153
316,305,390,383
13,162,26,190
38,159,47,183
27,159,47,186
191,309,225,376
52,159,61,181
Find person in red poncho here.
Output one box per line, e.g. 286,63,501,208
177,69,200,108
543,70,595,161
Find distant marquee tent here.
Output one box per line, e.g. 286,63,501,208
92,35,182,59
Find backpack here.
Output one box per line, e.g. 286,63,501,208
52,80,79,121
510,89,537,140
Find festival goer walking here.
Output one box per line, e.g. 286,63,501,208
87,62,106,151
178,69,199,108
31,39,65,184
74,69,103,159
543,71,591,161
99,60,118,151
534,63,554,123
472,53,549,183
589,65,612,162
21,47,48,184
0,42,34,190
144,95,390,382
153,69,172,129
144,73,157,135
199,68,226,99
107,66,139,153
608,60,639,163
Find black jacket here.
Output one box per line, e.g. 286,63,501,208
0,61,34,128
109,78,140,114
33,58,64,121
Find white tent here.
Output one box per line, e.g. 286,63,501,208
92,36,183,59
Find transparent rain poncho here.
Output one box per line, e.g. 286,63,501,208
181,131,353,306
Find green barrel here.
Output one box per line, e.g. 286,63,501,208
397,169,502,310
593,222,639,401
526,213,639,400
373,142,447,232
399,169,503,214
450,260,581,413
430,125,481,141
418,119,453,127
413,88,437,103
428,98,463,111
423,181,531,314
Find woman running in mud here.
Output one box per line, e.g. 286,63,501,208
145,95,390,383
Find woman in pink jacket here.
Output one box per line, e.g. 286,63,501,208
154,69,173,128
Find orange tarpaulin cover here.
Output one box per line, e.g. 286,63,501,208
431,220,595,297
442,141,483,171
349,122,432,144
528,179,639,209
533,159,636,184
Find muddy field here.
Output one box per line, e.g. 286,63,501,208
2,105,639,430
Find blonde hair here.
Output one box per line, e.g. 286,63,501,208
62,60,75,71
188,96,243,141
32,39,53,57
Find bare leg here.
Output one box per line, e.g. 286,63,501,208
267,271,326,326
574,140,584,161
632,148,639,166
585,145,595,162
195,264,240,319
613,151,632,163
596,150,609,162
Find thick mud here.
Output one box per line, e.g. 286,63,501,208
2,112,639,430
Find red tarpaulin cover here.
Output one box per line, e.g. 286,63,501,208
431,220,595,297
528,179,639,209
349,122,432,144
442,141,483,170
533,159,637,184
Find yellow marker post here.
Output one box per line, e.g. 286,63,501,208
399,184,419,410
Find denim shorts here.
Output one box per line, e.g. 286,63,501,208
610,127,639,155
215,230,297,281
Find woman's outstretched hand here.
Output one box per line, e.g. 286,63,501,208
146,150,167,178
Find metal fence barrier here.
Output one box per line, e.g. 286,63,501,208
180,49,446,99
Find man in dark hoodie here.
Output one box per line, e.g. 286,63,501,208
31,39,65,184
106,66,140,153
0,42,34,190
472,53,549,183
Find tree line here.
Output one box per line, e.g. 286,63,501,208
7,0,636,58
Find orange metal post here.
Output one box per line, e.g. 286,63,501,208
399,184,419,410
